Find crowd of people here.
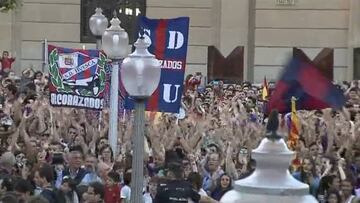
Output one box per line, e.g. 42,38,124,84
0,50,359,203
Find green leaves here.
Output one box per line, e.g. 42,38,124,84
49,49,64,90
96,53,107,96
48,49,109,97
0,0,20,13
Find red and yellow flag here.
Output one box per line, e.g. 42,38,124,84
288,97,300,150
262,76,269,101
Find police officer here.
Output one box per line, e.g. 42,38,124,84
154,161,218,203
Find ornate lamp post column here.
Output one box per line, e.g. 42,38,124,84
89,8,108,49
101,14,129,156
121,35,161,203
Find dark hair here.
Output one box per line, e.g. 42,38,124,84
62,177,77,191
89,182,105,199
166,162,183,179
187,172,202,191
0,192,18,203
28,196,49,203
123,172,132,185
112,162,122,172
326,189,341,203
69,145,84,157
14,179,33,194
37,163,54,183
107,171,120,183
165,150,182,167
354,151,360,160
25,82,36,92
210,173,233,201
99,144,114,161
217,173,232,190
6,84,18,96
1,177,14,191
51,153,64,165
76,185,88,202
95,137,108,157
317,175,336,197
33,71,43,80
300,157,317,181
22,94,37,105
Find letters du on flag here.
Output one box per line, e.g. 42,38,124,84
143,29,185,71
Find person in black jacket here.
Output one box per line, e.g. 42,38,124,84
154,162,218,203
14,178,33,203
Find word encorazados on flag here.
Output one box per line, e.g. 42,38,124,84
48,45,107,110
123,16,190,113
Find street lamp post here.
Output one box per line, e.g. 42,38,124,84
101,14,129,156
89,8,108,49
121,36,161,203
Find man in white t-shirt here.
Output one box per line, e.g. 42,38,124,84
120,172,131,203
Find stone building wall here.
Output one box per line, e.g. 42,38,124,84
0,0,359,81
254,0,350,82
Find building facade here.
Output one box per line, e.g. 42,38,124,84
1,0,359,82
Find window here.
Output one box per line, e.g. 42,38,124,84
354,48,360,79
81,0,146,44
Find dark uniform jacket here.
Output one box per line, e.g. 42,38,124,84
154,180,201,203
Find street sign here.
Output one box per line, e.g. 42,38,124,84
276,0,296,6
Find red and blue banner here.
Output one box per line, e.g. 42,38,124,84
266,56,346,114
122,16,190,113
48,45,107,110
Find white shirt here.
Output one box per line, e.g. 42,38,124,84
143,192,153,203
79,172,102,186
120,185,131,202
345,195,356,203
355,188,360,197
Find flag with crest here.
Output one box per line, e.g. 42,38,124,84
48,45,107,110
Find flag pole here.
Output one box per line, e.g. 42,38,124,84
42,39,48,73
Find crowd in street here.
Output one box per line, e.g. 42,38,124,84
0,50,360,203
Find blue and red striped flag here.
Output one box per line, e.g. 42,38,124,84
267,56,346,114
122,16,190,113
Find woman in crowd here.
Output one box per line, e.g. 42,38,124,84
98,144,114,168
210,173,233,201
293,156,321,196
326,190,341,203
